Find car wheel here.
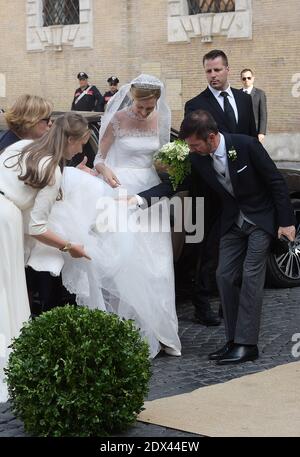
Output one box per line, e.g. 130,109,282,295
266,199,300,288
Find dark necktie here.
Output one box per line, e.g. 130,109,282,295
220,91,237,133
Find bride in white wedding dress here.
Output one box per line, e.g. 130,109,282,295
27,75,181,358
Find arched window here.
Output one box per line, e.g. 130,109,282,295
187,0,235,15
42,0,80,27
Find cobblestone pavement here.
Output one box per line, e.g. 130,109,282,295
1,287,299,437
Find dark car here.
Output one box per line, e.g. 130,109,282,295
265,164,300,288
1,112,299,288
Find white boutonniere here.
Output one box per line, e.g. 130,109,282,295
228,147,237,161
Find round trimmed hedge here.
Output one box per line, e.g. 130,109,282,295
5,305,151,437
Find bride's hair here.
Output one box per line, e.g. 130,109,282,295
5,112,88,189
130,85,161,101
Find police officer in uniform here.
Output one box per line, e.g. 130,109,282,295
71,72,104,112
70,72,103,168
103,76,119,108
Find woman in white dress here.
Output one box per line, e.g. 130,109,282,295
28,75,181,359
0,113,91,402
94,75,181,357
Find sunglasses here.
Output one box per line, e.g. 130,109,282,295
41,117,52,124
242,76,253,81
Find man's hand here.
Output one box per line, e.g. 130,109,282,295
116,195,138,206
76,156,98,176
278,225,296,242
258,134,265,143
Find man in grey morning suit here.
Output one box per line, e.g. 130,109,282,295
241,68,267,143
138,110,296,364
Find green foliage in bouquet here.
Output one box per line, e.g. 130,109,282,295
155,139,191,191
5,305,151,437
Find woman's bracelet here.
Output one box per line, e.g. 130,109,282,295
59,242,72,252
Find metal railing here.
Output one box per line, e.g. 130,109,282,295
187,0,235,15
43,0,80,27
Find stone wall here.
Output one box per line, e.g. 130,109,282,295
0,0,299,138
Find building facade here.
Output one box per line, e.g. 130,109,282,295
0,0,299,142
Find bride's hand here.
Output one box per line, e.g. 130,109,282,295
102,166,121,188
69,243,91,260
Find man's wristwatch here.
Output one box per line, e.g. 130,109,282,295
59,242,72,252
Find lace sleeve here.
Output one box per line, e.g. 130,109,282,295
94,121,117,167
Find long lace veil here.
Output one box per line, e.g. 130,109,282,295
98,74,171,148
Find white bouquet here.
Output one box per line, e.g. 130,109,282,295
154,139,191,191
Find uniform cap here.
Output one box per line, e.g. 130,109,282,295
77,72,89,80
107,76,119,85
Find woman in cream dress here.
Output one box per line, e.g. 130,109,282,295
0,113,90,402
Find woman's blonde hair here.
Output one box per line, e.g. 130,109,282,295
130,84,161,101
5,94,53,137
5,112,89,189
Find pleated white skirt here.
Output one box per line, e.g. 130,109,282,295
0,195,30,402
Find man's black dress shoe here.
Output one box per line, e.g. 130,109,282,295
217,344,259,365
194,309,221,326
218,305,223,319
208,341,234,360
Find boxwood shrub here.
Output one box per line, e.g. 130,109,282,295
5,305,151,436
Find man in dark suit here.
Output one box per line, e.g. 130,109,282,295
183,50,257,327
137,110,296,364
185,50,257,136
240,68,267,143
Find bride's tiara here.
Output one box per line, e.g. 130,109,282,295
131,82,161,90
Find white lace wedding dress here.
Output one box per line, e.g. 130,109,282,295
27,107,181,358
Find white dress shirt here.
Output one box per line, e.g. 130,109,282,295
208,85,239,123
243,85,254,95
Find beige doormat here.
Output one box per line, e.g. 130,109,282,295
138,362,300,437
